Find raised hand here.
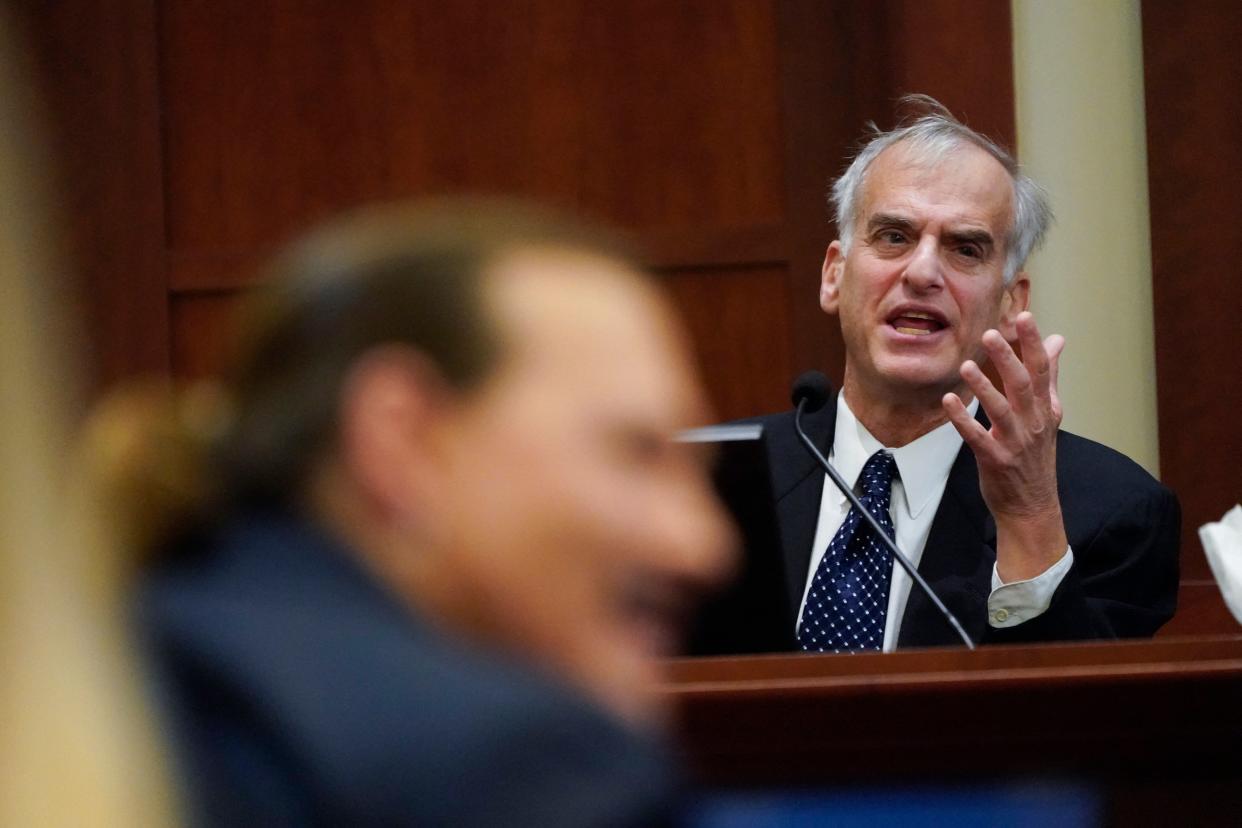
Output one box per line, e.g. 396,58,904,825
942,311,1069,582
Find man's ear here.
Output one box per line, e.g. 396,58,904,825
997,272,1031,340
820,241,846,314
336,346,450,524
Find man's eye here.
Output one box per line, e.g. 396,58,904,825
956,245,983,259
877,230,906,245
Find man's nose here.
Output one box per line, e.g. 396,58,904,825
902,235,944,291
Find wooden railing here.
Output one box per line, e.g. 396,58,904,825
664,636,1242,822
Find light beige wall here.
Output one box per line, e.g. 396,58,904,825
1011,0,1160,476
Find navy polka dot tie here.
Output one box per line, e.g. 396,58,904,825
797,450,899,653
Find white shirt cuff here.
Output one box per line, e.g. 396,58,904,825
986,546,1074,628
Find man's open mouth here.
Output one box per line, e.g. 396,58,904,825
888,309,948,336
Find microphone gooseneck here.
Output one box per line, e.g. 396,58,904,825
792,378,977,651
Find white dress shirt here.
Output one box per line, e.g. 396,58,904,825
797,394,1073,651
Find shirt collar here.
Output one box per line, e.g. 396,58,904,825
829,393,979,518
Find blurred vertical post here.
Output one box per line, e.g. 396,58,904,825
1012,0,1160,476
0,10,175,827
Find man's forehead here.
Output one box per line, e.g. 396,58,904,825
859,141,1014,230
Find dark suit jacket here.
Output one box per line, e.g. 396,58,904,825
750,402,1180,649
137,513,678,827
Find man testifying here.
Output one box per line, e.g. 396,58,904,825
749,96,1179,652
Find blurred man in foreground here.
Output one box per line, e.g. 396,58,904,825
109,201,735,824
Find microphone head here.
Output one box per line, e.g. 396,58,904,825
791,371,833,413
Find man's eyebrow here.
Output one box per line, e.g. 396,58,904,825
866,213,917,233
944,228,995,247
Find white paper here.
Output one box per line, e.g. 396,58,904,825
1200,504,1242,626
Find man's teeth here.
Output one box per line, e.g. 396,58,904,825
892,311,941,336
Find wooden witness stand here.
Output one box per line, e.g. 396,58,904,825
664,636,1242,821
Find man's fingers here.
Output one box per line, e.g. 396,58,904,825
981,329,1035,415
960,359,1014,433
1016,312,1051,400
942,391,994,455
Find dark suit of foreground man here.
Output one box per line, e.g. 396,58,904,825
125,201,735,824
747,97,1177,652
143,517,679,825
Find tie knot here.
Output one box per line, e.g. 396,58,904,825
859,450,897,499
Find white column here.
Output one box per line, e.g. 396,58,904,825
1011,0,1160,476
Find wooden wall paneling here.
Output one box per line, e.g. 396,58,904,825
169,261,797,422
169,261,797,424
157,0,786,255
881,0,1016,149
663,266,793,422
169,291,243,380
1159,582,1237,639
164,223,794,294
1143,1,1242,593
168,251,266,294
776,0,851,390
158,0,1018,414
18,0,169,388
158,0,795,422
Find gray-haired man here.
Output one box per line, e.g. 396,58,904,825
750,97,1178,652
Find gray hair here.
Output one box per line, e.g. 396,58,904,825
830,95,1053,284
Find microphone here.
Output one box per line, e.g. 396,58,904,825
791,371,833,414
790,371,976,650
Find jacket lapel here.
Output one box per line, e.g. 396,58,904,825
768,402,837,627
897,408,997,647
